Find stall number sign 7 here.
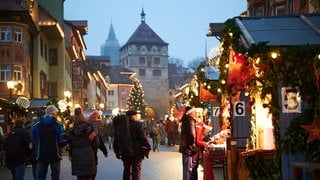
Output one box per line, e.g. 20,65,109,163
234,101,245,116
212,107,220,117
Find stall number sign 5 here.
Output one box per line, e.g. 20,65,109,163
234,101,245,116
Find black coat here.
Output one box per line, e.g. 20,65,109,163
4,126,31,167
179,114,197,155
113,115,151,160
68,122,99,176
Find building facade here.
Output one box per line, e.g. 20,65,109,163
101,66,134,113
0,0,89,133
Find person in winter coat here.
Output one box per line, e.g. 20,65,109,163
86,110,108,180
150,122,161,152
31,105,68,180
29,109,46,180
165,117,175,146
179,106,198,180
107,122,115,149
4,119,31,180
158,120,166,145
113,110,151,180
68,110,99,180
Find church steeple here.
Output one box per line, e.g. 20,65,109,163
140,8,145,23
107,22,117,41
101,22,120,66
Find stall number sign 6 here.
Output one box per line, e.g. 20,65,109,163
234,101,245,116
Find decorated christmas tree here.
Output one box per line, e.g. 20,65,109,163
127,78,147,118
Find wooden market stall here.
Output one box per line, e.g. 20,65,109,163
201,14,320,180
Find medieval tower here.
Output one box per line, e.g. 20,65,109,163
119,9,170,119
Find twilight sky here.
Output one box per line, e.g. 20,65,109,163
64,0,247,64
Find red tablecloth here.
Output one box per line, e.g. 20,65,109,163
203,152,214,180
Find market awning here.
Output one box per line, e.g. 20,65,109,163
101,110,113,116
29,98,52,109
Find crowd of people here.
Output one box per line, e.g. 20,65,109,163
0,104,217,180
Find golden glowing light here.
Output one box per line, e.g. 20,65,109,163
271,52,278,59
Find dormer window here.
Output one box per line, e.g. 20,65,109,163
141,46,147,54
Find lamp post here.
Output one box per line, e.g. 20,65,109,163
64,90,71,103
98,103,104,119
99,103,105,110
7,80,15,99
64,90,71,101
7,80,15,131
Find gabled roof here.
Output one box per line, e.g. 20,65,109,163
124,22,168,46
102,66,134,85
236,14,320,48
121,10,168,49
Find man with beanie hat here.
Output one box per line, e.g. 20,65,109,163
113,110,151,180
31,105,68,180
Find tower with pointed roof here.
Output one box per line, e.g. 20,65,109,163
120,9,170,119
101,23,120,66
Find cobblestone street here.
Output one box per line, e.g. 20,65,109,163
0,139,224,180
